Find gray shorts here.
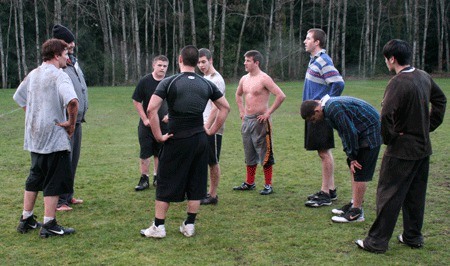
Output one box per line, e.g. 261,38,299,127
241,114,274,166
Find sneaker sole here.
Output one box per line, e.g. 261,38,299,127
305,201,332,207
331,216,365,223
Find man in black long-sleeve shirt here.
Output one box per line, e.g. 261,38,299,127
356,39,447,253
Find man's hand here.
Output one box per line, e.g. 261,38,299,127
56,121,76,138
350,160,363,173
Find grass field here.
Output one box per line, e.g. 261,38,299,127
0,79,449,265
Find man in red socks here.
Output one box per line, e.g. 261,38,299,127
233,50,286,195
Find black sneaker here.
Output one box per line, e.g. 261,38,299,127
307,188,337,201
331,207,365,223
17,215,42,234
233,182,256,191
398,234,423,249
305,191,332,207
331,201,353,215
135,174,150,191
200,194,218,205
39,219,75,238
259,185,273,195
152,175,157,187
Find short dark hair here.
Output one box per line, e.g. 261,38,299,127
244,50,264,66
198,48,212,60
180,45,199,67
153,55,169,63
308,28,326,48
382,39,412,66
41,38,68,62
300,100,320,120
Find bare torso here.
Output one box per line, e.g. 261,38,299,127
240,72,271,116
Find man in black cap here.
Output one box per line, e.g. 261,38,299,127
52,24,88,211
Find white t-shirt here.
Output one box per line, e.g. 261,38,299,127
13,62,78,154
202,71,226,135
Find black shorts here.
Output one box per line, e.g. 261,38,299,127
156,132,208,202
138,123,163,159
25,151,73,196
207,134,222,165
304,120,335,150
346,146,381,182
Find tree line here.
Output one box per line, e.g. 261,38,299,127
0,0,448,88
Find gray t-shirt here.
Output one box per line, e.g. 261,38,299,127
13,62,78,154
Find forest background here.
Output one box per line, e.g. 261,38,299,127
0,0,449,88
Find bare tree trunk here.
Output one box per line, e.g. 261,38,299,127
120,0,128,82
333,0,342,66
326,0,332,52
14,1,22,82
132,0,141,79
0,19,6,88
106,1,115,86
145,3,149,73
298,0,304,78
265,0,274,74
172,0,178,73
436,0,442,72
34,0,40,67
178,0,185,48
341,0,347,77
17,0,27,75
207,0,213,50
275,0,284,79
439,0,448,72
288,0,294,79
233,0,250,79
372,0,381,76
189,0,196,46
211,0,218,54
421,0,430,70
358,13,366,76
54,0,61,24
364,0,370,78
97,0,110,84
412,0,419,66
219,0,226,74
164,1,168,57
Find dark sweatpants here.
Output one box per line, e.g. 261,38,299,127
363,156,429,252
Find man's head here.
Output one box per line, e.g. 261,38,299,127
52,24,75,54
180,45,199,67
300,100,324,122
383,39,412,68
198,48,214,75
42,38,69,68
152,55,169,79
304,28,326,54
244,50,263,72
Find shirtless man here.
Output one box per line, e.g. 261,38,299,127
233,50,286,195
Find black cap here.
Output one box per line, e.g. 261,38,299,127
52,24,75,43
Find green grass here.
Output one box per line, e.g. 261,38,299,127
0,79,449,265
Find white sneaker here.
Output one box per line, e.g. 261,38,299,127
140,223,166,238
331,208,365,223
179,222,195,237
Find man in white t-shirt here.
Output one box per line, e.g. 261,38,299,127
13,38,79,238
197,48,226,205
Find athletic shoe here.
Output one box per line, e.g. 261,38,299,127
259,185,273,195
179,222,195,237
70,198,83,204
39,219,75,238
233,182,256,191
140,223,166,238
305,191,332,207
56,204,73,211
398,234,423,249
332,202,353,215
355,239,386,254
332,207,365,223
17,215,42,234
308,188,337,201
200,194,218,205
135,174,149,191
152,175,157,187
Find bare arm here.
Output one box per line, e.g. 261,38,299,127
56,98,79,138
257,75,286,122
235,78,245,120
133,100,150,126
205,96,230,136
205,102,219,129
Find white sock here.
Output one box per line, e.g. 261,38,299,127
43,216,55,224
22,210,33,219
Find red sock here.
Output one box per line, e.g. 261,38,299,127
246,165,257,184
263,165,272,186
